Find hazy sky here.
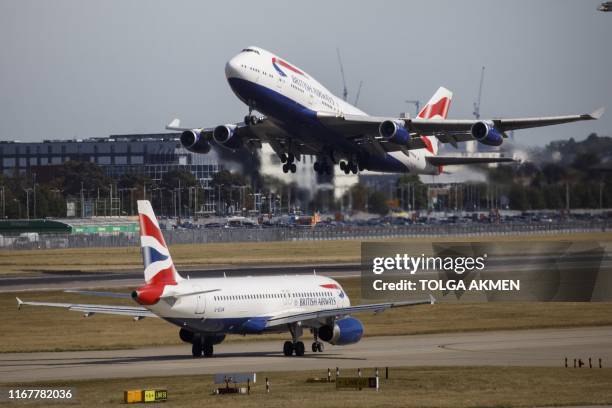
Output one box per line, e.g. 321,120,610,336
1,0,610,147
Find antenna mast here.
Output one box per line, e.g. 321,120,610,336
354,80,363,106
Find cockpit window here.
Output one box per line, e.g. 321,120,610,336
241,48,260,55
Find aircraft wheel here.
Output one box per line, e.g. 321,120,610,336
192,335,203,358
339,161,347,171
282,163,289,173
317,342,324,352
313,162,320,173
350,162,358,174
203,342,214,357
283,340,294,356
311,342,317,352
290,163,297,173
280,153,288,163
294,341,305,356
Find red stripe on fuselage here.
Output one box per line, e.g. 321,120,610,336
320,283,340,289
274,58,305,76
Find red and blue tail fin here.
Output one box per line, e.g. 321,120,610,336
137,200,182,285
416,87,453,155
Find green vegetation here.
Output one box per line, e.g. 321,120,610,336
3,367,611,407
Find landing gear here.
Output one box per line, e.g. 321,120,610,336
314,161,332,175
312,328,324,352
203,342,214,357
283,340,294,356
339,160,359,175
191,333,214,358
283,323,305,357
192,334,203,358
282,153,297,173
282,163,297,173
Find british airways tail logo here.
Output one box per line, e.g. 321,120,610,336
139,213,175,284
272,57,305,77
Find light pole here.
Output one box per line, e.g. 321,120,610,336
23,188,32,220
13,199,21,219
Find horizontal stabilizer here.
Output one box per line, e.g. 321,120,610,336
64,290,131,299
427,156,515,166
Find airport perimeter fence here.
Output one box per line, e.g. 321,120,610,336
0,220,610,250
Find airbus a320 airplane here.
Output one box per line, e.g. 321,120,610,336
16,200,433,357
168,46,604,175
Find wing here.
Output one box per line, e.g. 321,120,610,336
16,297,157,319
265,295,434,328
166,117,320,157
317,107,604,152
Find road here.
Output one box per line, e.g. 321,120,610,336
1,326,610,383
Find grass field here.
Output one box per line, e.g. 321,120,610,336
2,366,611,407
3,276,612,353
0,231,609,275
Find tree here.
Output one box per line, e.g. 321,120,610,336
368,191,389,215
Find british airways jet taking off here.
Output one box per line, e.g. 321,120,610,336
168,46,603,175
16,201,433,358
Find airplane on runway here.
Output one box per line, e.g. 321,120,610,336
16,200,434,358
168,46,604,175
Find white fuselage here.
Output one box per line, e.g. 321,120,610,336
149,274,350,334
224,46,441,175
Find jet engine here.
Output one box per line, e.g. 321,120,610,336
470,121,504,146
180,129,212,154
379,120,411,145
318,316,364,345
213,124,242,150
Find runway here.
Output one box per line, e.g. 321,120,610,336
1,326,610,383
1,251,610,292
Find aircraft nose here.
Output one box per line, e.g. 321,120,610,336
225,55,242,79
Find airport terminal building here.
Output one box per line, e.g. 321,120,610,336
0,133,222,188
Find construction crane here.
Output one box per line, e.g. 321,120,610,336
336,48,348,101
473,66,485,119
354,80,363,106
405,100,421,117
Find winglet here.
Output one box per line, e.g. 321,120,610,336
16,297,23,310
166,118,181,130
590,107,605,120
429,294,436,305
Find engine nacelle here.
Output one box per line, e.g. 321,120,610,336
318,317,364,345
213,124,242,150
471,121,504,146
180,129,212,154
379,120,410,145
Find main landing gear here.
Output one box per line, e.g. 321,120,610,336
313,160,333,175
191,333,214,358
282,325,324,356
339,160,359,175
281,153,297,173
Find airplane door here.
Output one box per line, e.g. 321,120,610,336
282,289,291,306
195,287,205,314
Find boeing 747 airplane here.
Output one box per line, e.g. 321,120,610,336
167,46,603,175
16,200,434,357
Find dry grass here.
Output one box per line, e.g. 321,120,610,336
0,231,609,275
3,277,612,353
3,366,612,407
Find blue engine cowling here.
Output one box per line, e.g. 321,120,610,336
379,120,410,145
180,129,212,154
470,121,504,146
213,124,242,150
318,317,364,345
